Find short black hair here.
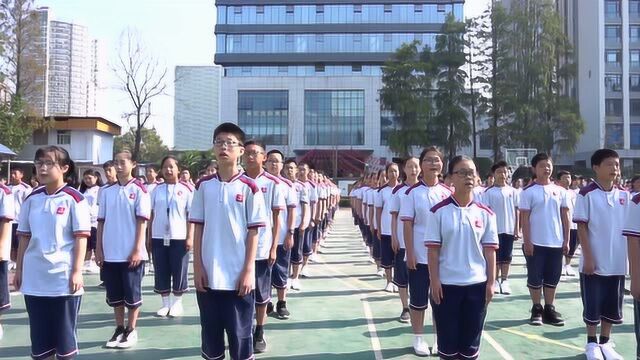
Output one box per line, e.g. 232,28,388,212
244,139,266,150
102,160,115,170
447,155,474,175
213,122,245,144
632,175,640,184
419,146,443,164
491,160,509,173
11,168,23,174
267,149,284,160
531,153,550,167
146,165,158,172
284,159,297,166
35,146,77,187
556,170,571,180
298,161,311,169
590,148,619,167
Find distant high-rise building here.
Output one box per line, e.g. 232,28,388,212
173,66,221,151
26,7,104,117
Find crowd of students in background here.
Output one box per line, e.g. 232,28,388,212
0,122,342,360
350,148,640,360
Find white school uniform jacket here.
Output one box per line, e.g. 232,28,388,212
150,181,194,240
368,187,379,230
624,192,640,243
146,181,160,195
294,180,309,228
518,182,568,248
254,171,286,260
481,185,519,235
573,183,629,276
565,187,578,231
375,184,395,236
83,185,100,228
189,172,268,291
425,197,499,286
399,181,453,264
0,185,14,260
276,176,298,245
389,183,409,249
98,178,151,262
10,182,31,224
17,186,91,296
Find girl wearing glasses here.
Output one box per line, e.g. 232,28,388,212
14,146,91,359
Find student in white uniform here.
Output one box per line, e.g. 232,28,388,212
14,146,91,359
370,170,386,277
519,153,570,327
299,162,317,278
400,146,452,356
482,161,519,295
426,155,498,360
242,140,285,353
574,149,628,360
557,170,579,277
359,176,373,255
0,180,14,340
376,163,400,292
79,169,103,274
285,160,309,291
96,150,151,349
390,157,420,323
265,150,298,319
149,156,193,318
145,165,160,194
189,123,268,360
9,168,31,268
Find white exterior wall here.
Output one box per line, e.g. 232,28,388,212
18,130,115,165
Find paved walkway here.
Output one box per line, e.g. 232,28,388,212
0,208,637,359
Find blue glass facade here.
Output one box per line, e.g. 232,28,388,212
238,90,289,145
304,90,365,146
217,4,463,25
225,65,383,77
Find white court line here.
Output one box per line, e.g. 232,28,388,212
361,294,384,360
483,331,514,360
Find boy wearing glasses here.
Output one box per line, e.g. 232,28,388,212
189,123,268,360
519,153,570,327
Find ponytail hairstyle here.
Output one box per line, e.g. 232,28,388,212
34,146,78,188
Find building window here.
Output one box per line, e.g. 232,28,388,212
631,75,640,91
631,0,640,17
56,130,70,145
315,63,325,73
415,4,423,13
605,123,624,149
352,64,362,72
437,4,447,13
286,5,294,14
632,124,640,149
305,90,365,146
380,110,398,145
354,4,362,13
632,50,640,67
606,25,621,42
33,130,48,145
606,50,621,67
278,66,288,73
606,0,621,19
605,74,622,92
632,99,640,116
233,6,242,15
238,90,289,145
632,26,640,42
316,5,324,14
606,98,623,117
256,5,264,15
384,4,392,13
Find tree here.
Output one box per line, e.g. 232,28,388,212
114,127,168,163
380,41,435,157
113,29,167,162
432,14,471,160
0,97,49,151
180,150,215,179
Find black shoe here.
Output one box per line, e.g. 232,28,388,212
399,308,410,323
105,325,126,348
98,282,105,289
266,302,274,315
543,304,565,326
529,304,543,326
254,331,267,353
276,301,290,319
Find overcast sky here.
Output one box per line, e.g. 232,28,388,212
36,0,491,147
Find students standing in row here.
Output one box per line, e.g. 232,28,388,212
14,146,91,359
79,169,102,274
9,168,31,270
0,171,14,340
376,163,399,292
286,159,309,291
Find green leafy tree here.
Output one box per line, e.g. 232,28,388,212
0,97,50,151
179,150,215,179
114,127,168,163
432,14,470,160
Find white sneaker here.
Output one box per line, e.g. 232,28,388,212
431,341,438,356
169,300,184,317
493,280,501,294
290,279,302,290
500,280,512,295
384,282,394,293
584,342,604,360
156,306,170,317
300,267,310,278
8,261,16,271
412,336,431,356
85,261,100,274
392,284,398,292
368,257,376,264
376,269,385,278
116,328,138,348
599,342,623,360
565,264,576,277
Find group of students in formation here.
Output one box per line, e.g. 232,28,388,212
350,147,640,360
0,122,341,360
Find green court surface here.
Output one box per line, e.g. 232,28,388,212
0,208,637,359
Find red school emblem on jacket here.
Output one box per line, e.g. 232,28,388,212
56,206,66,215
474,218,483,228
129,193,136,200
177,191,183,196
261,187,267,193
620,198,626,205
236,194,244,202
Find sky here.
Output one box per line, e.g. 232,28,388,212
36,0,490,148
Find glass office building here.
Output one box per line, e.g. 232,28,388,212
215,1,465,174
